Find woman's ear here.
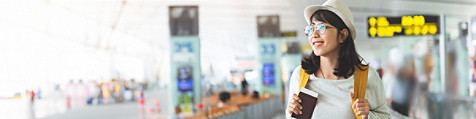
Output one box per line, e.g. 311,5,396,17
339,29,349,43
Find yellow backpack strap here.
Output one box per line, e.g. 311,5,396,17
298,68,310,92
352,64,369,119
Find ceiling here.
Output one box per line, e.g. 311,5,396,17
1,0,475,79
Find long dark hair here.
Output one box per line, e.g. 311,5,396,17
301,10,367,78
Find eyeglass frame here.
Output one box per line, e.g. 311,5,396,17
304,24,336,37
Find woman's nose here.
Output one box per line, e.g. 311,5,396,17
311,29,320,38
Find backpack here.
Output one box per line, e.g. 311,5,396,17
297,65,369,119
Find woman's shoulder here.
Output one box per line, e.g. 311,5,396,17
366,66,381,80
356,64,380,80
291,65,303,77
287,65,304,92
365,66,384,87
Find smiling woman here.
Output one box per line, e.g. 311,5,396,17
302,9,362,79
285,0,391,119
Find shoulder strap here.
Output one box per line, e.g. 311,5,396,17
352,64,369,119
298,68,310,92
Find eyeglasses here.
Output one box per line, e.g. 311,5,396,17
304,24,335,37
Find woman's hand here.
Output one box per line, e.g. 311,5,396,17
350,92,370,119
287,94,302,115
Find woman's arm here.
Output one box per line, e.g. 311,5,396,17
367,69,391,119
285,66,301,118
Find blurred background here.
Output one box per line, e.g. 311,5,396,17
0,0,476,119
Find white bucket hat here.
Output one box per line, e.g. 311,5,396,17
304,0,356,40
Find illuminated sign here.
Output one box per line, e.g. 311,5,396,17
281,31,297,38
368,15,439,38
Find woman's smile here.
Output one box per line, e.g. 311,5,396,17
312,40,325,47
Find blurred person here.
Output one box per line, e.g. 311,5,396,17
420,53,433,91
382,47,403,106
25,90,36,119
36,88,41,99
110,79,117,103
129,79,138,101
97,82,104,105
414,41,433,91
471,60,476,97
217,91,231,107
119,79,126,103
241,77,249,95
28,90,35,103
413,49,434,119
446,44,459,94
121,80,126,102
86,80,99,105
53,84,64,113
65,80,74,109
123,79,137,102
376,66,384,79
111,79,123,103
391,56,417,117
101,81,111,104
77,80,88,107
252,90,260,99
436,44,460,119
123,79,132,101
285,0,390,118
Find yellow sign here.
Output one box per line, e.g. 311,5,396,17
368,15,439,38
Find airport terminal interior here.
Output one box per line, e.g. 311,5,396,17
1,0,476,119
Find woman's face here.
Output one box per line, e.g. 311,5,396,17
308,19,345,57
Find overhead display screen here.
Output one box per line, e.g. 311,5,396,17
368,15,439,38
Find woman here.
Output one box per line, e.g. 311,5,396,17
285,0,391,118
